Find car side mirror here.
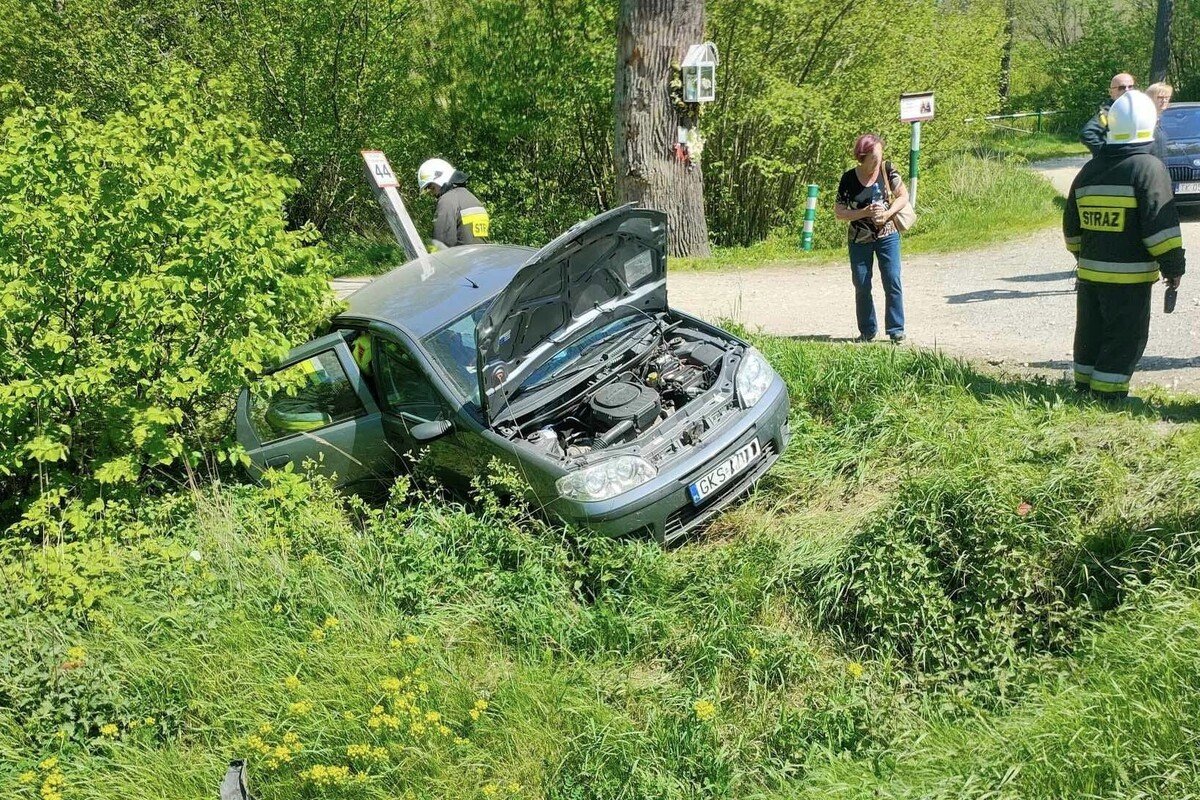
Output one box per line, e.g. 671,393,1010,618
411,419,453,442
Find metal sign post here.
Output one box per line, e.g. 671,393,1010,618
899,92,935,209
360,150,425,261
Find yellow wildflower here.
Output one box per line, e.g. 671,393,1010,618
288,700,314,716
300,764,351,788
438,724,452,736
283,675,302,691
346,743,373,759
18,771,36,784
380,677,402,693
66,645,87,662
482,783,499,797
272,603,283,614
310,627,326,642
99,722,120,738
39,757,59,771
508,782,522,793
322,615,340,629
144,716,156,726
258,723,274,734
404,633,421,646
692,699,717,722
388,637,402,651
469,708,481,721
343,711,355,720
371,705,385,715
372,746,389,761
473,698,489,711
846,661,865,679
747,646,761,660
410,721,427,735
283,732,301,747
424,710,441,723
454,736,469,745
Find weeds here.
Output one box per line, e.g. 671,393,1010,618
4,339,1200,798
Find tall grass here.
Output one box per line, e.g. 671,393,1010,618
5,340,1200,799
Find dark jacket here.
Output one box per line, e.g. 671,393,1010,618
433,171,490,247
1063,142,1186,284
1080,99,1113,156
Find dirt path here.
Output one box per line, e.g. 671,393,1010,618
667,159,1200,392
334,158,1200,392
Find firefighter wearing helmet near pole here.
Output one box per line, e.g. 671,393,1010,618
416,158,491,249
1063,89,1186,400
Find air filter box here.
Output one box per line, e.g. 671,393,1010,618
590,381,661,430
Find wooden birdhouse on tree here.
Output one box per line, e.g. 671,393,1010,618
681,42,718,103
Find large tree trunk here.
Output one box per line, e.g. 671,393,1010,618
1149,0,1174,83
615,0,711,258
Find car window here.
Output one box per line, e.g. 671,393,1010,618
421,305,488,404
375,338,443,419
1161,108,1200,139
249,350,364,443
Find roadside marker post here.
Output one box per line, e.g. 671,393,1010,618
801,184,818,251
361,150,426,262
899,92,935,210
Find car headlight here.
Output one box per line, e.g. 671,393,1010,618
556,455,657,502
736,347,775,407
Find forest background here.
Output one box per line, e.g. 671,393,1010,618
4,0,1196,259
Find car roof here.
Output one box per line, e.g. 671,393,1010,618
1165,102,1200,110
337,243,536,338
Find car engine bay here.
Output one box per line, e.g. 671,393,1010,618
501,318,742,464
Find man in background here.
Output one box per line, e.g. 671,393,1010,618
1080,73,1137,156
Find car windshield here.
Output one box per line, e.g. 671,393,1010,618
421,303,489,405
521,315,645,390
1161,107,1200,139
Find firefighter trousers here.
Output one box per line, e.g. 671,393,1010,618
1073,280,1152,398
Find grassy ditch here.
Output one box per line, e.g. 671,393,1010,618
4,339,1200,799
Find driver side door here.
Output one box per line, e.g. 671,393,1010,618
236,332,397,491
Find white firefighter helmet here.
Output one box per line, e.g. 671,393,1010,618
417,158,455,191
1106,90,1158,144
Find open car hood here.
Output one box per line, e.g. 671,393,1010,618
475,204,667,425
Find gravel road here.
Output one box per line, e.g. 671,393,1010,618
334,158,1200,392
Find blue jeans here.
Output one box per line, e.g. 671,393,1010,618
848,232,904,338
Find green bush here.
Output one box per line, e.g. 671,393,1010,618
0,70,336,534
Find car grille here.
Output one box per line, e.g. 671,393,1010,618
1168,165,1200,182
663,439,777,543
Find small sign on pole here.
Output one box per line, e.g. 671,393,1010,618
360,150,424,262
899,92,935,209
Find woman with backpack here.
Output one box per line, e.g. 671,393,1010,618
834,134,911,343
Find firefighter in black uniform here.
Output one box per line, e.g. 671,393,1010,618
416,158,490,248
1064,90,1186,399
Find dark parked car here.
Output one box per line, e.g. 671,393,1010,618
236,205,790,544
1161,101,1200,205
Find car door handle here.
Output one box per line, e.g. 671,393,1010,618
265,455,292,469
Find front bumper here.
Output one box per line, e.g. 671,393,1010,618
548,376,791,544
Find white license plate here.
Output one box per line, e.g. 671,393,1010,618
688,440,761,505
1177,181,1200,194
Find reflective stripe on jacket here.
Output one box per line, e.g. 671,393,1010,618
1063,144,1186,285
433,171,490,247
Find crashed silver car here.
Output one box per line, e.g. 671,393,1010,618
236,204,790,544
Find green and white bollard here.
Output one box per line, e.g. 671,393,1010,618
909,120,921,209
801,184,818,251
